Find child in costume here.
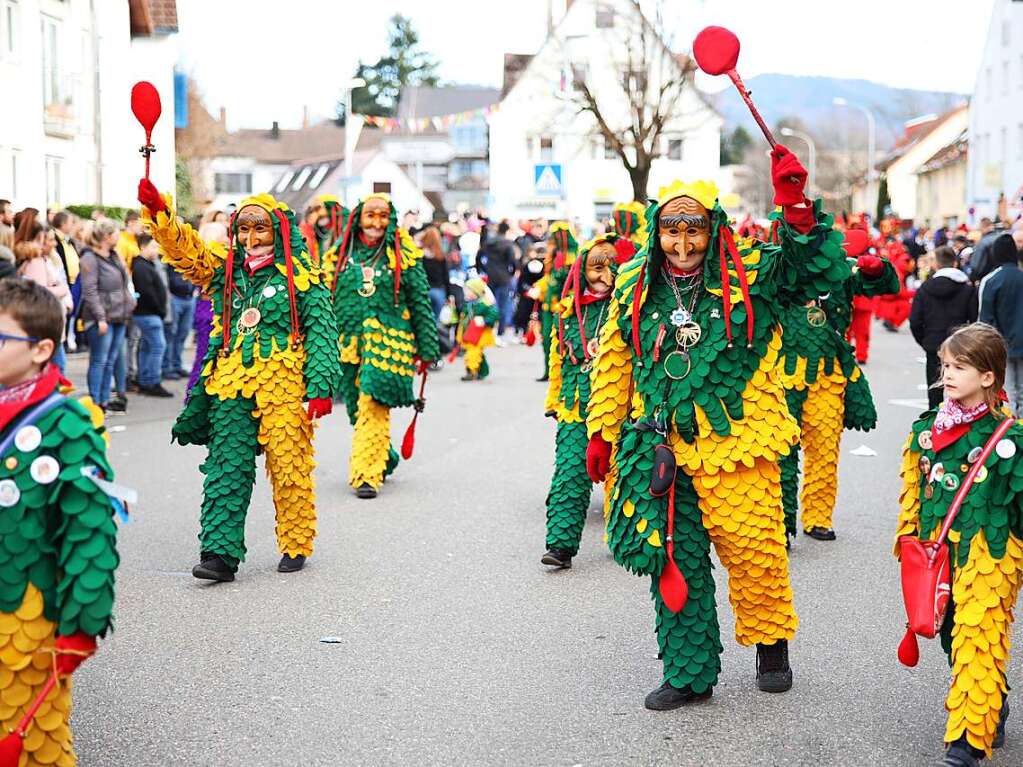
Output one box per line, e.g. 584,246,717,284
541,234,619,569
322,193,440,500
894,323,1022,766
533,223,577,382
138,179,341,580
0,280,120,767
586,147,850,710
778,227,899,542
875,238,915,331
457,277,499,382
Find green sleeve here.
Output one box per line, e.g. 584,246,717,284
851,258,900,297
481,302,501,326
403,259,441,361
54,409,119,637
298,280,342,400
772,199,852,307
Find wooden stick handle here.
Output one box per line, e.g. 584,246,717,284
727,70,776,148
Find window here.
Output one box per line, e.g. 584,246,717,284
41,15,66,108
2,0,19,57
624,69,647,94
666,137,683,161
449,159,488,183
451,123,487,154
595,3,615,28
571,64,588,91
603,135,617,160
45,156,61,207
274,171,293,193
291,166,312,190
214,172,252,195
309,164,329,189
540,136,553,162
372,182,391,194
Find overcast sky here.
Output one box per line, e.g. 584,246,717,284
176,0,996,130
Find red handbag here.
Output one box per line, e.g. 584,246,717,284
897,416,1015,666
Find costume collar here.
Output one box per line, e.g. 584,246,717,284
580,287,610,305
243,252,275,275
932,399,989,452
666,264,703,278
358,231,383,248
0,364,64,432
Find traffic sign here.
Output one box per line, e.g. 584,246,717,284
534,164,563,196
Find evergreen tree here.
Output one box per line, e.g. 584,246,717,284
337,15,440,124
875,175,891,222
720,125,753,165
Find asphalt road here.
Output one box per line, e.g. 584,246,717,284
65,325,1022,767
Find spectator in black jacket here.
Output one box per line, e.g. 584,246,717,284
476,220,518,336
163,265,195,380
910,245,978,408
131,234,173,397
979,232,1023,413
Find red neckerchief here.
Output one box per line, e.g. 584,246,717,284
243,251,275,275
0,364,65,432
931,399,989,453
358,232,382,248
666,265,703,278
580,288,610,306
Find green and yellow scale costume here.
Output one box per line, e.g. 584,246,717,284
588,182,849,694
534,223,577,380
777,235,899,535
0,385,118,767
895,410,1023,757
321,195,440,492
143,192,342,569
457,286,500,380
543,235,619,555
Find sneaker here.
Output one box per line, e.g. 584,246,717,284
355,483,378,499
804,527,836,541
163,370,182,380
461,372,479,382
192,552,235,582
541,548,572,569
139,384,175,398
277,554,306,573
643,681,713,711
107,395,128,413
942,736,983,766
755,639,793,692
174,368,191,378
536,374,550,383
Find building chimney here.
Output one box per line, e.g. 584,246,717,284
302,106,309,130
271,121,280,140
219,106,227,126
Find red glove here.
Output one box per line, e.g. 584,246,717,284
856,254,885,278
771,145,808,206
54,632,97,676
783,204,816,234
586,434,612,483
306,398,333,420
137,179,166,214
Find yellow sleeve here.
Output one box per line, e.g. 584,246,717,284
893,434,921,558
586,294,633,442
544,322,563,414
141,193,225,291
532,276,548,302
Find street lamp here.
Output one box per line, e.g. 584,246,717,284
343,77,366,206
779,127,816,196
833,97,877,214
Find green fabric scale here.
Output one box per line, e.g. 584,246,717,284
544,421,593,555
0,401,118,637
911,412,1023,567
332,237,440,410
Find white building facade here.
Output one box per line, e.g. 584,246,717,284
967,0,1023,221
0,0,178,211
489,0,722,224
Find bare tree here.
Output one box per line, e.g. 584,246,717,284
561,0,696,202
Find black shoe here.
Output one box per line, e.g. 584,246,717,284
994,699,1009,749
883,321,899,333
804,527,836,541
192,552,235,582
355,483,378,499
756,639,793,692
461,372,478,381
107,395,127,413
942,736,983,766
536,375,550,382
643,681,713,711
139,384,175,398
277,554,306,573
541,548,572,569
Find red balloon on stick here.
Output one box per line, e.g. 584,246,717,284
130,81,162,180
693,26,777,148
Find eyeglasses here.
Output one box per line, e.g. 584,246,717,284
0,332,39,349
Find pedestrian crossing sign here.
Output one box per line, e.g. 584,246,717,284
534,164,563,196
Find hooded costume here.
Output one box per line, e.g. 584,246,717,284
610,201,648,263
873,239,915,329
315,196,348,259
0,365,120,767
777,226,899,539
586,173,850,703
140,189,342,573
321,194,440,495
542,234,622,563
458,277,499,381
534,223,577,380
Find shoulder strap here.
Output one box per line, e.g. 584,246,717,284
0,393,67,457
935,416,1016,546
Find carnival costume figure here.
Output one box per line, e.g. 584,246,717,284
457,277,499,382
541,234,621,569
777,227,899,541
610,201,648,263
585,147,851,710
138,180,341,580
322,194,440,500
534,223,577,382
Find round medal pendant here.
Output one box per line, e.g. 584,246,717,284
240,307,261,329
262,285,277,299
996,439,1017,459
4,457,17,471
669,308,691,327
14,426,42,453
586,338,600,357
358,281,377,298
924,484,934,500
918,456,931,476
0,479,19,507
967,446,983,464
675,321,702,349
942,474,960,492
918,430,933,450
930,462,945,483
975,466,990,484
663,350,691,380
30,456,59,485
806,306,827,327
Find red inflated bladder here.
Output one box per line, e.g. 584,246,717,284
693,25,740,76
130,81,162,138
